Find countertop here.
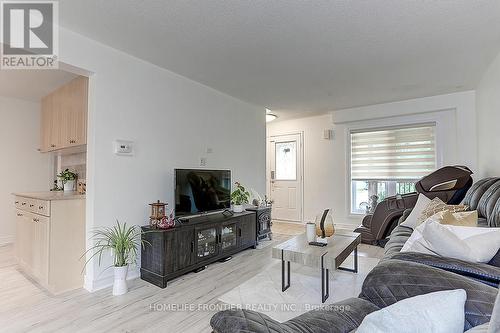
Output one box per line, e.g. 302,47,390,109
13,191,86,201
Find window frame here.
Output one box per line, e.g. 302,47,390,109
347,123,438,215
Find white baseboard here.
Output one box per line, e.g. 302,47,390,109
0,236,14,246
84,267,140,292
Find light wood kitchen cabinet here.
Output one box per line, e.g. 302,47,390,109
14,193,85,294
40,76,88,152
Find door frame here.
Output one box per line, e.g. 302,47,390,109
266,131,304,223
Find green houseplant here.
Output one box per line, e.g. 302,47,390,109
84,221,148,296
57,169,78,192
231,182,250,213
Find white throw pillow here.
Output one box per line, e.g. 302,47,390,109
422,221,500,262
357,289,466,333
400,194,432,229
400,222,435,255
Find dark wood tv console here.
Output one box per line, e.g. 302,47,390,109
140,211,256,288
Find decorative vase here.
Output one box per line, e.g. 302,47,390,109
315,211,335,238
306,223,316,242
63,180,75,192
113,265,128,296
233,204,244,213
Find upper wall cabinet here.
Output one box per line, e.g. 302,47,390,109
40,76,88,152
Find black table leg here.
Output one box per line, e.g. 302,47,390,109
338,245,359,273
281,249,290,292
321,254,329,303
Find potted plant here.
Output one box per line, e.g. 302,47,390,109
83,221,147,296
231,182,250,213
57,169,78,192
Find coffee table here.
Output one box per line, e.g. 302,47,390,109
272,231,361,303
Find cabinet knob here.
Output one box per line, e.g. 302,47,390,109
29,204,34,208
39,206,44,210
15,201,19,204
51,144,56,148
21,202,26,206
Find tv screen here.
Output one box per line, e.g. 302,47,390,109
175,169,231,217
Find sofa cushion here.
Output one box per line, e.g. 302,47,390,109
438,210,478,227
357,289,466,333
383,225,413,257
210,297,380,333
421,222,500,263
400,194,431,229
387,252,500,287
360,259,498,330
462,178,500,213
477,180,500,223
414,197,468,227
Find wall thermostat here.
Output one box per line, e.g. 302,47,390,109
114,140,134,156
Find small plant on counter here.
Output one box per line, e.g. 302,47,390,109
57,169,77,183
82,220,149,296
231,182,250,213
57,169,78,192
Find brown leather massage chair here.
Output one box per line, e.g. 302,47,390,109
354,165,474,245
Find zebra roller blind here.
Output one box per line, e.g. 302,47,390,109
350,125,436,181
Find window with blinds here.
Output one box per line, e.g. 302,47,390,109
349,125,436,214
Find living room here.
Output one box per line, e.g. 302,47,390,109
1,1,500,333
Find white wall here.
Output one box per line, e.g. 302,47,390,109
57,28,266,291
267,91,477,228
0,96,51,245
267,114,345,225
476,51,500,177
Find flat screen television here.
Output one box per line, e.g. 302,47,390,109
174,169,231,217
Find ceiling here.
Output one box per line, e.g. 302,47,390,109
0,70,78,102
59,1,500,117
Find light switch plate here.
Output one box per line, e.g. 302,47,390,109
114,140,134,156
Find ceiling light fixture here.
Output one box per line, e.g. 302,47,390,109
266,108,278,122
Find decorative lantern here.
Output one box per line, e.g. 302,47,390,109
149,200,167,228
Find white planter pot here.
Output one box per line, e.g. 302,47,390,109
233,204,244,213
306,223,316,242
112,265,128,296
63,180,75,192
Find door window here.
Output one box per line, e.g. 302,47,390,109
275,141,297,180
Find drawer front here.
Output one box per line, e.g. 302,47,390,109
27,199,37,213
30,213,50,225
17,197,32,211
35,200,50,217
14,197,50,216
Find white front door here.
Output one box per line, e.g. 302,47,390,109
268,134,302,222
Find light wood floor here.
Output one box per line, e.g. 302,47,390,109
0,222,383,333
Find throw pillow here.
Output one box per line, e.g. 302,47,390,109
356,289,466,333
428,210,478,227
414,197,468,227
422,221,500,262
400,221,435,255
400,194,431,229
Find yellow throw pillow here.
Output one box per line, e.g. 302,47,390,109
429,210,478,227
415,197,468,227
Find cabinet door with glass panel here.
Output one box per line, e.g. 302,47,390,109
220,221,238,253
195,224,219,262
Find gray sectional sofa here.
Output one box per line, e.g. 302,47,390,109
210,178,500,333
